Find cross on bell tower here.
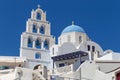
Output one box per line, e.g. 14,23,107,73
37,4,40,8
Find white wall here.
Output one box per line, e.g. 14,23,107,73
58,32,88,47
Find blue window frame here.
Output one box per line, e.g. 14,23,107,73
36,13,41,20
35,39,41,49
28,38,32,47
44,40,49,49
33,24,37,33
40,26,45,34
35,53,41,59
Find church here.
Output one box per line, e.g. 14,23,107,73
0,5,120,80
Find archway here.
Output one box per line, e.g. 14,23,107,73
35,38,41,49
33,24,37,33
36,12,41,20
44,39,49,49
28,37,33,48
33,64,41,70
40,25,45,34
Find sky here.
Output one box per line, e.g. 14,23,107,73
0,0,120,56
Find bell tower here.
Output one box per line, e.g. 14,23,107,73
20,5,55,69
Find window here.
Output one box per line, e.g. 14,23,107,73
33,24,37,33
87,45,90,51
35,53,41,59
92,46,95,52
59,63,65,67
40,26,45,34
35,39,41,49
36,12,41,20
79,36,82,43
44,40,49,49
28,38,33,47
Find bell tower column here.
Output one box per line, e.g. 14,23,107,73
41,39,44,49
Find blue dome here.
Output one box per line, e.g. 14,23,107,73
62,24,85,34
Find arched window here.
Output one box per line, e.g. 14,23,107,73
28,38,33,48
35,53,41,59
44,40,49,49
33,24,37,33
36,12,41,20
40,26,45,34
35,39,41,49
79,36,82,43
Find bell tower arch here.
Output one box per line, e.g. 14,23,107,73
20,5,55,69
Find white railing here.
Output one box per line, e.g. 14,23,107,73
54,65,73,74
53,63,81,74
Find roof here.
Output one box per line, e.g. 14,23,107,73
52,51,88,61
62,24,85,34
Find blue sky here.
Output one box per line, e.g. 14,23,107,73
0,0,120,56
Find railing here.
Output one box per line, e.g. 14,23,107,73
54,65,73,74
51,76,93,80
57,77,79,80
53,63,81,74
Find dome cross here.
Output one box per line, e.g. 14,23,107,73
72,21,74,25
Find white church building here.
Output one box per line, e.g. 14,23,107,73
0,5,120,80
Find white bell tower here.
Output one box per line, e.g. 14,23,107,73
20,5,55,69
